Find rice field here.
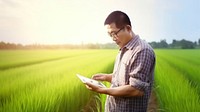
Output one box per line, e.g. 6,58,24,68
155,49,200,112
0,49,117,112
0,49,200,112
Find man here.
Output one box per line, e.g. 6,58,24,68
86,11,155,112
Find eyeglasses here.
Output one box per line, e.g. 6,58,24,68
108,27,124,39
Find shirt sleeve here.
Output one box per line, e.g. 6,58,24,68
129,48,155,91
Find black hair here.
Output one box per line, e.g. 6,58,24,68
104,11,131,28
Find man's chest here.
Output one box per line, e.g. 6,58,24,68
112,50,136,86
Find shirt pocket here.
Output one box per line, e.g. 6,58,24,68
117,60,129,86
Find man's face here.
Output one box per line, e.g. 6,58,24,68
105,23,131,48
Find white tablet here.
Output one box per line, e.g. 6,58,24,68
76,74,106,88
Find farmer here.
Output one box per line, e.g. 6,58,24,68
86,10,156,112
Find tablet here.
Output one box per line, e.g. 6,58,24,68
76,74,106,88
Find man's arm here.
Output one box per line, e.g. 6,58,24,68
86,83,144,97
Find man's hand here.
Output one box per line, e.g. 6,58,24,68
85,82,105,93
92,74,112,82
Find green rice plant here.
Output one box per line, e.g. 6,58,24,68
154,55,200,112
157,49,200,64
0,49,117,112
155,49,200,92
0,49,100,70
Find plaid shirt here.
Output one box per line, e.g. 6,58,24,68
105,35,155,112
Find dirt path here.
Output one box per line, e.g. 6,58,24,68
147,91,159,112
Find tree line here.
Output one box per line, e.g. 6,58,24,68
149,38,200,49
0,41,118,49
0,38,200,49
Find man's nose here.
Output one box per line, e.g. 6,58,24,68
112,37,117,41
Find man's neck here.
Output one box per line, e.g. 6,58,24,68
131,31,136,39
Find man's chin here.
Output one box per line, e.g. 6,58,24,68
116,42,120,45
116,43,122,48
116,43,124,49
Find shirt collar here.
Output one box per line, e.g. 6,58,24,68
120,35,139,51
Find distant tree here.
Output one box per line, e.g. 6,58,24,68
198,38,200,45
180,39,194,49
0,41,6,49
149,39,168,48
170,39,195,49
171,39,177,47
159,39,168,48
0,41,23,49
194,41,197,47
148,41,158,48
171,39,181,48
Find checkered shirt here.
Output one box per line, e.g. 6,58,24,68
105,35,156,112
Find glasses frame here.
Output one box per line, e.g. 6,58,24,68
108,27,125,39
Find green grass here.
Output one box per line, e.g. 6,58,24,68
155,49,200,112
1,49,200,112
155,49,200,92
0,50,101,70
0,49,117,112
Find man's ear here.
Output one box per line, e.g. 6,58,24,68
125,25,132,33
125,25,132,30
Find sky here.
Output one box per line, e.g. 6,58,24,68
0,0,200,45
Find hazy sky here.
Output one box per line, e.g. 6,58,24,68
0,0,200,44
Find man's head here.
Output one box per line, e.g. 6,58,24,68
104,11,134,48
104,11,131,28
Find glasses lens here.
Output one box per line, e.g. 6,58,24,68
108,27,124,38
